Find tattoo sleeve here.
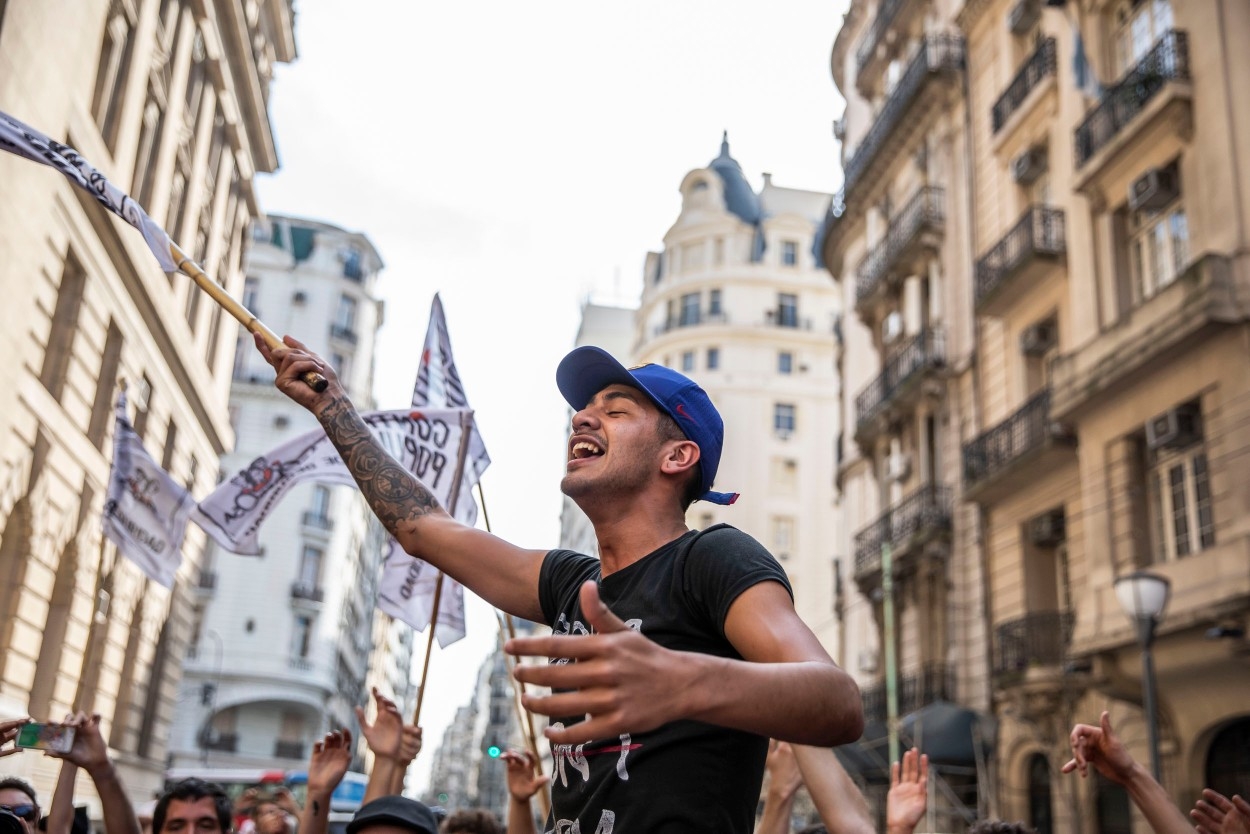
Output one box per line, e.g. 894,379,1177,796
317,396,441,538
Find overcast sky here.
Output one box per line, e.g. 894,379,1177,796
254,0,848,796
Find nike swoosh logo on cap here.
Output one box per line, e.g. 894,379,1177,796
675,403,693,420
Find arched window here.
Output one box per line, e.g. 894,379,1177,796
1206,718,1250,798
1095,771,1133,834
1028,753,1053,834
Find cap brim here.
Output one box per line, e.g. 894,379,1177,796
557,346,645,411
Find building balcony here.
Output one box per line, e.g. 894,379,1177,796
301,511,335,534
843,36,964,204
992,38,1057,135
974,206,1066,315
652,311,729,337
854,329,945,446
861,662,957,724
1074,31,1191,177
274,740,305,760
853,484,953,589
201,732,238,753
1050,254,1246,421
329,325,358,345
962,389,1075,502
290,582,325,604
992,611,1074,685
288,655,315,672
194,570,217,596
854,0,926,92
855,186,945,312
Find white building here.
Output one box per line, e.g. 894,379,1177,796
168,213,412,772
633,135,845,656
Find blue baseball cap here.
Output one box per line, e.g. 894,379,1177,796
556,346,738,505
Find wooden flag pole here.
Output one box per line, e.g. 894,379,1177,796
411,411,475,726
169,241,327,392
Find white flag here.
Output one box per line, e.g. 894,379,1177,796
0,110,177,272
377,296,491,647
194,408,473,556
103,392,196,588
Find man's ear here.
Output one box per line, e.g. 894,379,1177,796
660,440,700,477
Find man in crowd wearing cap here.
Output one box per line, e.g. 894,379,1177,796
346,797,439,834
258,337,863,833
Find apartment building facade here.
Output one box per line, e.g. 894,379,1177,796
827,0,1250,829
0,0,293,805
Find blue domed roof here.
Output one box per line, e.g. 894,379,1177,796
708,131,762,226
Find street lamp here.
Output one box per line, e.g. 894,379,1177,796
1114,570,1171,781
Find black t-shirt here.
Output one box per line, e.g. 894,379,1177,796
537,524,792,834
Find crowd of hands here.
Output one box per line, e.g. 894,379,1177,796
3,703,1248,834
756,711,1249,834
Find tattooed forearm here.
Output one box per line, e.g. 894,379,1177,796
317,396,441,536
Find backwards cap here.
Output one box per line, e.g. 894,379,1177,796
556,346,738,505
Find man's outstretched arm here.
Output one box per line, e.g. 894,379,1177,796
510,580,863,747
259,335,547,620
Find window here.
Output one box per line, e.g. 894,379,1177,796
708,288,723,317
706,347,720,370
782,240,799,266
331,351,350,383
1114,0,1173,76
771,516,795,559
133,375,154,440
774,403,796,436
771,457,798,493
1028,754,1054,834
1128,198,1188,304
41,251,87,402
777,293,799,328
681,351,695,373
88,322,125,448
133,90,167,210
293,615,313,659
310,486,331,521
298,545,323,588
161,418,178,470
778,352,793,375
1145,405,1214,563
242,276,259,313
91,0,138,148
679,292,700,327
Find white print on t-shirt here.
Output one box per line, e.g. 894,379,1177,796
550,723,589,787
544,810,615,834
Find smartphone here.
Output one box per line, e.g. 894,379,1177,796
15,722,75,753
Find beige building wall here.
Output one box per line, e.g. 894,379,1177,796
0,0,293,807
829,0,1250,829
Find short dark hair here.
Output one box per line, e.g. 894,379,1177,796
796,825,828,834
0,778,38,808
970,823,1034,834
439,809,501,834
153,779,232,834
655,411,702,510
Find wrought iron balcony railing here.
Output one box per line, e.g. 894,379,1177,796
1075,31,1189,167
329,325,358,345
274,740,306,760
197,570,217,590
974,206,1066,305
993,611,1075,677
290,582,325,603
855,0,909,76
844,36,965,198
301,511,334,532
854,484,952,575
992,38,1057,133
653,310,729,336
963,389,1057,487
855,329,945,427
860,662,957,724
202,733,238,753
856,186,945,302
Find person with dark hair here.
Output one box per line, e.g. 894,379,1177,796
0,776,39,834
153,778,233,834
346,797,438,834
438,809,500,834
258,338,863,834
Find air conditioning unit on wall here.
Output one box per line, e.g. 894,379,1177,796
1028,509,1066,547
1020,320,1058,356
1128,167,1180,212
1012,145,1049,185
1146,404,1200,451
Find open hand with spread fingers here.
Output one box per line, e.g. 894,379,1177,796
1192,789,1250,834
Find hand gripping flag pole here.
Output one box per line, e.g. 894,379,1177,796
0,109,326,392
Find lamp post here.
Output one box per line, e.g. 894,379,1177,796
1114,570,1171,782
